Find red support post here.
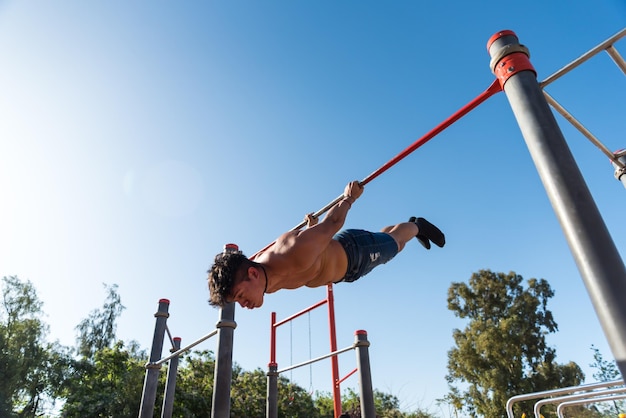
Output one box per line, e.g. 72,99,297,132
327,284,342,418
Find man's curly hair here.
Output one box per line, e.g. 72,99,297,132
207,252,252,307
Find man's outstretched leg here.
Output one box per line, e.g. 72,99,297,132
409,217,445,250
381,218,445,252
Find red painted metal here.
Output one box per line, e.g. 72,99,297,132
273,299,328,328
326,284,342,418
361,80,501,186
269,312,277,366
486,30,517,50
493,52,536,88
337,367,358,386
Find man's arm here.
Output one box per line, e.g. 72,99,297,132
293,181,363,248
268,181,363,275
317,180,363,234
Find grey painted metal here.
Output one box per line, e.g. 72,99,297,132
276,344,354,374
161,337,181,418
540,28,625,87
150,329,218,366
557,392,626,417
266,331,374,418
613,151,626,188
488,30,626,384
139,299,170,418
542,91,619,163
211,303,237,418
506,379,624,417
534,386,626,418
266,363,278,418
354,331,375,418
607,44,626,74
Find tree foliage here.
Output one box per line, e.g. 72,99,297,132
75,283,124,359
61,340,146,417
445,270,584,417
0,276,71,417
315,387,437,418
587,345,625,417
60,284,145,417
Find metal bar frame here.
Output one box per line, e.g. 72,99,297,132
505,379,624,417
139,299,170,418
557,392,626,417
489,27,626,416
268,284,344,418
534,387,626,418
161,337,181,418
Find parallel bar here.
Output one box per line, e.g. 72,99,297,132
506,379,624,418
150,329,219,366
557,393,626,418
534,387,626,418
276,345,354,375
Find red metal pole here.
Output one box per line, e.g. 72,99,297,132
270,311,277,366
327,284,342,418
361,79,501,186
273,299,328,328
250,81,501,260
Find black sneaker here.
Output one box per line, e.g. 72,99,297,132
409,217,445,249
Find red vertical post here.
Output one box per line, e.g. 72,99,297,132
270,312,277,365
267,312,279,418
326,284,342,418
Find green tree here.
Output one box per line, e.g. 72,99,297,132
61,340,146,417
75,283,124,358
588,344,625,417
315,388,436,418
0,275,70,417
230,367,319,417
173,349,215,417
60,284,146,417
445,270,584,418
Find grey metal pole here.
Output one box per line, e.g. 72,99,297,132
211,303,237,418
266,363,278,418
487,30,626,378
354,330,375,418
161,336,181,418
139,298,170,418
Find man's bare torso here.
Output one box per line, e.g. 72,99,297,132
258,230,348,292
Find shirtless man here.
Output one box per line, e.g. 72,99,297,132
208,181,445,309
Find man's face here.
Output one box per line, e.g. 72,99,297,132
229,268,264,309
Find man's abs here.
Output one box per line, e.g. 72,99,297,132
304,239,348,288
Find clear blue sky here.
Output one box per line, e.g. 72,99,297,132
0,1,625,416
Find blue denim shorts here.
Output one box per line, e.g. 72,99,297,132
333,229,399,283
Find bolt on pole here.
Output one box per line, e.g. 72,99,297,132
487,30,626,378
